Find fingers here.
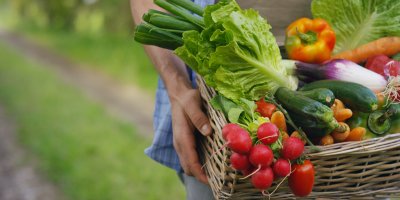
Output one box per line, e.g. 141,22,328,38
188,158,208,184
182,90,212,136
172,106,209,184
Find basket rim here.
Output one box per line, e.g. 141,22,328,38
196,76,400,199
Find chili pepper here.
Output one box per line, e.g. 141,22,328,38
285,18,336,64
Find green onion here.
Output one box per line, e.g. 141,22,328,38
166,0,204,16
143,12,201,31
134,23,183,50
146,9,185,21
154,0,204,28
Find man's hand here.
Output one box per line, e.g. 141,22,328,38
170,88,212,184
130,0,213,186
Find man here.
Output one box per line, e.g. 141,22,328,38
130,0,215,199
130,0,312,199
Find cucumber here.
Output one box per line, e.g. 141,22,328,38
300,80,378,113
275,87,338,137
297,88,335,107
289,111,335,137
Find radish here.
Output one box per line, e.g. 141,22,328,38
249,144,274,167
257,122,279,145
273,159,291,178
281,137,304,160
222,123,242,140
226,128,252,154
241,166,255,176
230,152,250,171
251,167,274,190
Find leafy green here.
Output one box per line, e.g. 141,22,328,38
175,0,297,101
211,94,265,128
312,0,400,54
211,94,247,124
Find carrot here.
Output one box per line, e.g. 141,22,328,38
331,122,350,142
332,37,400,63
280,131,289,142
345,127,366,142
320,134,334,146
334,108,353,122
376,92,386,109
331,99,352,122
271,111,287,132
331,99,345,112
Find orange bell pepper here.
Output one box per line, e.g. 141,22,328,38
285,18,336,64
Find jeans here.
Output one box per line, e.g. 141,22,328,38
178,173,214,200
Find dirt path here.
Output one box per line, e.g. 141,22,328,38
0,105,66,200
0,29,155,138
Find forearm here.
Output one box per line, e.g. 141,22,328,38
130,0,192,100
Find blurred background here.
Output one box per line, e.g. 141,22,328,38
0,0,185,199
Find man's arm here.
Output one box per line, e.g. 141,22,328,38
130,0,212,184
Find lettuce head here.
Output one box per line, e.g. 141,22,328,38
175,0,297,101
312,0,400,54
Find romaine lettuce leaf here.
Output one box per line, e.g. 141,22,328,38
312,0,400,54
175,0,297,101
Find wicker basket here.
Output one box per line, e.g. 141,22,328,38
196,76,400,199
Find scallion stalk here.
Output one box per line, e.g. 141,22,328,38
166,0,204,16
143,12,201,31
154,0,204,28
134,23,183,50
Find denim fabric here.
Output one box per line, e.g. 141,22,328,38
144,0,215,172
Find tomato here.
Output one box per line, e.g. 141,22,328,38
255,98,276,118
289,160,315,197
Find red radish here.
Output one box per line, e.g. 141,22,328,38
281,137,304,160
273,159,291,178
365,55,392,77
257,122,279,145
366,55,400,78
241,166,255,176
249,144,274,167
222,123,242,140
226,129,252,154
251,167,274,190
230,152,250,171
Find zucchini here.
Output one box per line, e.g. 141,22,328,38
300,80,378,113
275,87,338,137
297,88,335,107
289,111,337,138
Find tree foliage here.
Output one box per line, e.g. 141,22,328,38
6,0,134,34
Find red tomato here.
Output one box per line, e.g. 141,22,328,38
256,99,276,118
289,160,315,197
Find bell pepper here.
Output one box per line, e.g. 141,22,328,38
285,18,336,64
389,104,400,133
347,112,376,139
347,104,400,137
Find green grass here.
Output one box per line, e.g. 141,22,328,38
0,41,184,200
19,27,158,93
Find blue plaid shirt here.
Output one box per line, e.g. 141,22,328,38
145,0,215,172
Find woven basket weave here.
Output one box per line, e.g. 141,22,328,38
196,76,400,199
